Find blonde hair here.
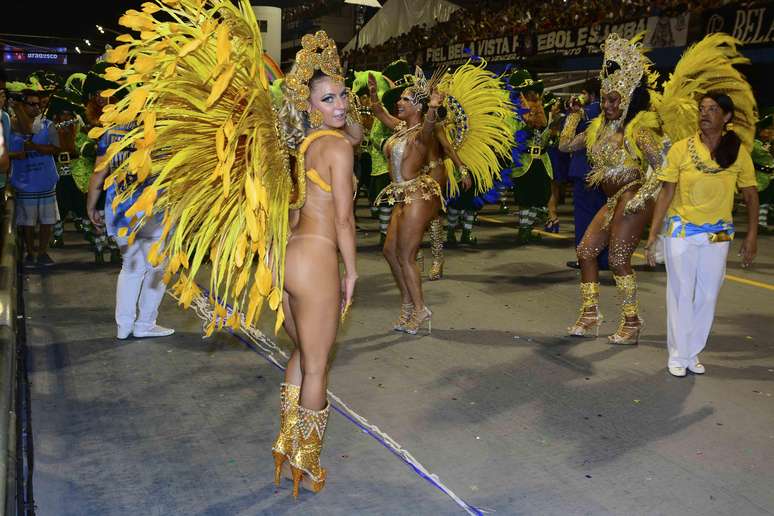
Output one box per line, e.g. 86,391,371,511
278,67,333,149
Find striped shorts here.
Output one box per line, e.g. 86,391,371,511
15,189,60,226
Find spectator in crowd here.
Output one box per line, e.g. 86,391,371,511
8,90,61,267
0,69,11,184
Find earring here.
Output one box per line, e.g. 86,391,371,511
309,109,324,128
725,121,734,131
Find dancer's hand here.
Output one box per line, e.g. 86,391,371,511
644,236,658,267
429,89,444,109
88,207,105,235
461,174,472,190
340,272,358,318
739,235,757,268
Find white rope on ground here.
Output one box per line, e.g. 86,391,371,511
170,291,487,515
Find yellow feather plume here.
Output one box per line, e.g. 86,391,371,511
98,0,292,334
654,33,757,149
437,60,516,197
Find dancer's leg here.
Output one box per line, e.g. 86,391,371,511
383,206,411,304
397,199,440,311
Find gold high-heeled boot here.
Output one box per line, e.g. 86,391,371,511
609,273,643,345
394,303,414,332
271,383,300,486
428,217,444,281
290,403,330,498
568,282,603,336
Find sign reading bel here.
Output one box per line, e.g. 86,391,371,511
425,35,530,66
704,5,774,45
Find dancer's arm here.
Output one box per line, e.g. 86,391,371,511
558,110,585,153
739,185,758,268
434,126,472,190
625,128,667,215
327,137,358,312
368,73,401,131
86,155,110,233
645,180,675,267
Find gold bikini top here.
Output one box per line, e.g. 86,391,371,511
290,129,345,208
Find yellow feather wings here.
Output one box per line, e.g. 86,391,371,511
654,33,757,149
437,60,516,197
92,0,291,335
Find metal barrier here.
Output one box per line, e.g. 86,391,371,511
0,196,18,515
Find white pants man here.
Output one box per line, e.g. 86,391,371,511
115,218,174,339
664,233,729,374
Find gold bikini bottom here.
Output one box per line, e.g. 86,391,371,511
374,175,444,208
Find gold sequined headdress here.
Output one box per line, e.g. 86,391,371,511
284,30,344,112
600,33,650,118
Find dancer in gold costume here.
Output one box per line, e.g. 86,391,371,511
560,34,665,344
369,63,515,334
91,0,361,498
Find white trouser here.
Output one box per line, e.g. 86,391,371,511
664,234,729,368
115,220,167,332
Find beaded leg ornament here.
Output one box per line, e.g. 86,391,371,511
272,383,300,486
429,217,444,280
394,303,415,332
568,282,603,337
609,273,643,345
290,403,330,498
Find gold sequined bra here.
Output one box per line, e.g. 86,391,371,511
586,122,643,188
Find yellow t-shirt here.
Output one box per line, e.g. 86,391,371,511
657,134,756,229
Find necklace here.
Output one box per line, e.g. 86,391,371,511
688,136,725,174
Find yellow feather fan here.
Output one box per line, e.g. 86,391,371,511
654,33,757,149
438,60,516,198
92,0,291,335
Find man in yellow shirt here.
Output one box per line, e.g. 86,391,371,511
646,92,759,377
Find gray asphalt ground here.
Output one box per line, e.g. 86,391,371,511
26,199,774,515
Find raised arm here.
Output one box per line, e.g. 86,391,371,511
434,124,472,190
327,137,358,314
558,111,586,153
368,73,402,131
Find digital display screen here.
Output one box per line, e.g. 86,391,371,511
3,46,68,65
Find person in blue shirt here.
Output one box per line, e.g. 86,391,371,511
565,78,609,270
8,91,61,267
87,123,174,340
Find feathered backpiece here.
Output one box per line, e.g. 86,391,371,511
91,0,292,335
654,33,756,149
438,60,516,197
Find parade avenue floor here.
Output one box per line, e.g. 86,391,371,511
25,201,774,515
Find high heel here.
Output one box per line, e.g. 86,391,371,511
568,307,603,337
608,273,640,345
404,306,432,335
271,383,300,486
568,282,603,337
393,303,414,332
608,316,643,345
290,403,330,499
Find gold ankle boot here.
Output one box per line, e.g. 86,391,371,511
568,282,603,337
271,383,300,486
608,273,642,345
393,303,414,332
290,403,330,498
428,217,444,281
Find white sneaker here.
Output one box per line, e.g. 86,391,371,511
117,326,132,340
133,325,175,338
688,363,705,374
668,366,687,377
